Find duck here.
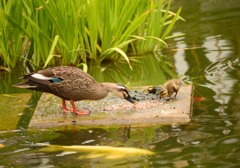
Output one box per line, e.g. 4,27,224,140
13,66,135,115
159,79,182,99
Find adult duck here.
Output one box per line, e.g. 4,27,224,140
14,66,135,115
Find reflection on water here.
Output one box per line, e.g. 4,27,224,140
170,0,240,114
169,0,240,167
1,0,240,167
89,52,178,87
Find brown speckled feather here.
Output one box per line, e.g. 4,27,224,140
14,66,105,101
38,66,95,81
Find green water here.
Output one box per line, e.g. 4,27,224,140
1,0,240,167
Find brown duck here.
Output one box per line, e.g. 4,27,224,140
13,66,135,115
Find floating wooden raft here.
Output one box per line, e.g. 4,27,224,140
29,85,193,128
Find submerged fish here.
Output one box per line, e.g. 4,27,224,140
39,144,154,159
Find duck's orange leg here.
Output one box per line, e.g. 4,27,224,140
70,100,90,115
62,99,73,112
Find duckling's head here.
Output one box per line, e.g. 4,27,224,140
144,86,157,94
102,83,136,103
159,88,168,98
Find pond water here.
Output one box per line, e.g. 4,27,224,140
1,0,240,167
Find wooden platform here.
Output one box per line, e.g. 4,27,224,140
29,85,193,128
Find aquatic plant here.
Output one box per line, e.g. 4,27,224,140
0,0,183,71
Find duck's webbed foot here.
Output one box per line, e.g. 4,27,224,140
73,109,90,115
61,99,90,115
62,99,73,112
70,100,90,115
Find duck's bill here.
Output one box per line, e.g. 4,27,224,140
120,87,137,104
124,95,137,104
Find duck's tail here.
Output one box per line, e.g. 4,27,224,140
12,81,37,89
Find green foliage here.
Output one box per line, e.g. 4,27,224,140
0,0,183,71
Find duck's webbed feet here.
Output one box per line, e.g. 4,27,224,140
62,99,90,115
70,100,90,115
62,99,73,112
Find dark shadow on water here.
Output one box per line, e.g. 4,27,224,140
16,92,42,130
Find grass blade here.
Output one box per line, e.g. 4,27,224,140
43,35,59,68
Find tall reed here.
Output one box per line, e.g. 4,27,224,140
0,0,183,71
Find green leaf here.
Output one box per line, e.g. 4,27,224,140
43,35,59,68
104,47,133,70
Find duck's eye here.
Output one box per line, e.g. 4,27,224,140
122,91,129,98
118,88,128,97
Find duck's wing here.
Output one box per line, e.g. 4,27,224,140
38,66,96,82
13,66,96,90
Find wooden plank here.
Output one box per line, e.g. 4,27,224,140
29,85,193,128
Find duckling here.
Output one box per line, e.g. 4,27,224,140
144,86,162,95
159,79,182,99
13,66,135,115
